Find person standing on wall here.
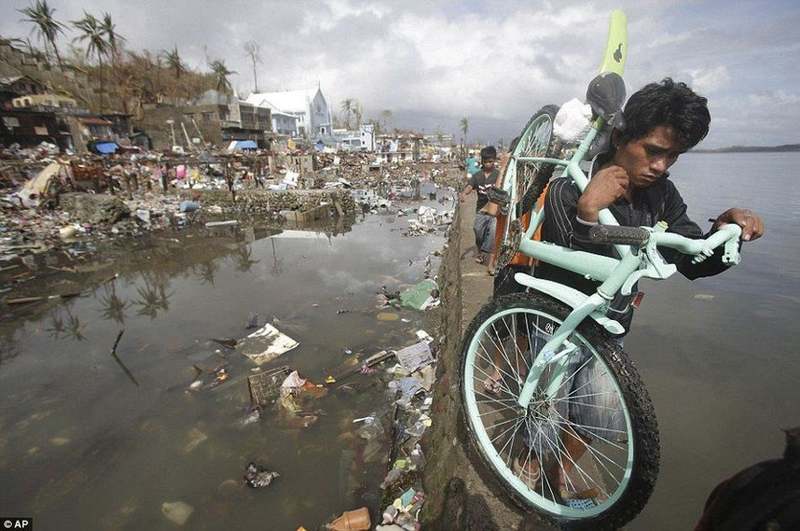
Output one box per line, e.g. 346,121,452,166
460,146,499,273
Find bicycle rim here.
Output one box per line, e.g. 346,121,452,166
462,306,634,519
514,112,554,211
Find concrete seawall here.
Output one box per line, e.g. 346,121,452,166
421,196,557,530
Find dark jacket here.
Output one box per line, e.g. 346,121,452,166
535,167,733,333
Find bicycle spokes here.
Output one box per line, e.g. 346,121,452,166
465,308,633,515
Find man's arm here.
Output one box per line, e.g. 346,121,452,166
460,174,478,202
542,177,609,254
459,184,473,202
660,183,764,279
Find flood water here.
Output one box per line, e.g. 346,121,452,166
627,152,800,529
0,199,448,530
2,154,798,531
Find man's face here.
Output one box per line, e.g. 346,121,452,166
482,158,496,172
613,125,685,188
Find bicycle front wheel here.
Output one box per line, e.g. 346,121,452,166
460,293,659,530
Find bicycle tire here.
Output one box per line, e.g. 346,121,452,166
510,105,561,218
459,292,660,530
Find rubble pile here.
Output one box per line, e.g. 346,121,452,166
200,188,358,217
60,193,130,225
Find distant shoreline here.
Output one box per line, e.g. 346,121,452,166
692,144,800,154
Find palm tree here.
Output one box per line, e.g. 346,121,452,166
18,0,67,68
100,12,125,107
243,40,261,92
340,98,354,129
72,13,110,110
460,117,469,147
162,46,185,79
72,12,110,110
209,59,236,93
100,12,125,64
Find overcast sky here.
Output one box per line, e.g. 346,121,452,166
2,0,799,147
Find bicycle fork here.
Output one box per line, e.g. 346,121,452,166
516,293,608,409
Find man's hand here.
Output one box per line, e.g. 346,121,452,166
460,185,473,203
714,208,765,241
577,165,630,222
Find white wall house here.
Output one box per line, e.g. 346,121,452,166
246,87,332,140
271,111,299,136
332,123,375,151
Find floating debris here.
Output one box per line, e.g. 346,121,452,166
244,462,280,489
237,323,299,366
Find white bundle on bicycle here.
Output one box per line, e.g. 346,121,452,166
553,98,593,143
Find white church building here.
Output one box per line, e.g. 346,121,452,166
246,87,332,140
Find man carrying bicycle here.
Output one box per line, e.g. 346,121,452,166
538,78,764,329
515,78,765,502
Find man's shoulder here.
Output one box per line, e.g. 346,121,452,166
547,177,580,198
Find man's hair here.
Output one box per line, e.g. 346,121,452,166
480,145,497,160
620,78,711,150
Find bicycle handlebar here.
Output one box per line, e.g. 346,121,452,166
589,222,743,267
589,225,650,246
649,223,741,257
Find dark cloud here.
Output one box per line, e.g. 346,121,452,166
2,0,798,147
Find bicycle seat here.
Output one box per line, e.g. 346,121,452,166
585,72,626,160
586,72,626,128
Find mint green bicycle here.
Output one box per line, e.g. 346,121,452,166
459,11,743,530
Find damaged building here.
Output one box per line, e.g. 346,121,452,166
246,86,332,140
135,90,272,150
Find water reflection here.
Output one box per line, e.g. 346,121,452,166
97,282,129,324
46,305,86,342
234,245,260,272
45,310,65,340
270,239,284,277
193,260,219,286
0,330,20,366
64,308,86,341
133,273,173,319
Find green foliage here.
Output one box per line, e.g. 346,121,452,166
18,0,66,66
162,46,185,79
208,59,236,93
72,12,108,64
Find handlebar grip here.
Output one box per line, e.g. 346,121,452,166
589,225,650,246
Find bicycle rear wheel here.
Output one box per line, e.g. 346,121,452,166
460,293,659,530
494,105,561,276
510,105,560,217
